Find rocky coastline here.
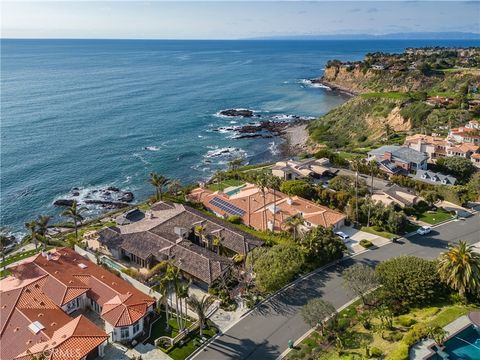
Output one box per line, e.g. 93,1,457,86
309,78,358,97
54,186,135,210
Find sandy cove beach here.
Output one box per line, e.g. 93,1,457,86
281,123,310,155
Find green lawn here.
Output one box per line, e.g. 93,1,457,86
337,151,366,161
167,324,217,360
0,248,44,268
146,312,191,345
0,269,12,278
360,226,397,240
361,92,411,100
207,179,245,192
415,208,454,225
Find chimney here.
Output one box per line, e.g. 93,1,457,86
287,198,293,205
384,151,393,161
46,252,52,261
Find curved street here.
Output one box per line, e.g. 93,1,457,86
194,214,480,360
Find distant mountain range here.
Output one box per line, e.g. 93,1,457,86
249,32,480,41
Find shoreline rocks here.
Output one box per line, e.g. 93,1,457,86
219,109,256,117
309,78,358,97
53,187,135,208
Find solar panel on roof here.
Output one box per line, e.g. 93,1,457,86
209,197,245,216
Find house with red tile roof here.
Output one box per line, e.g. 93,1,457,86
5,247,155,350
0,275,108,360
448,125,480,145
189,183,345,233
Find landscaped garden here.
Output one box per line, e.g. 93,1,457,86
414,207,454,225
0,247,45,268
286,242,480,360
167,321,217,360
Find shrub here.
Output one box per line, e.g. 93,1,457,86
385,330,404,342
402,322,428,346
370,347,383,358
280,180,316,200
246,244,305,293
387,343,409,360
398,316,417,328
376,256,443,305
359,239,374,248
227,215,242,224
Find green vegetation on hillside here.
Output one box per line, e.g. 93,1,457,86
309,48,480,149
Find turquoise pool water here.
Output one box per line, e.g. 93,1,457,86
431,325,480,359
100,257,125,272
225,185,245,196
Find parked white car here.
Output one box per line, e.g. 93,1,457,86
417,226,432,235
335,231,350,240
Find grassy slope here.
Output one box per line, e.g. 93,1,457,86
308,71,477,149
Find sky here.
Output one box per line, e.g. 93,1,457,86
2,1,479,39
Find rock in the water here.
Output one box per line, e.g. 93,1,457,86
120,192,134,202
219,109,255,117
84,200,129,208
72,191,80,196
107,186,120,192
54,199,75,207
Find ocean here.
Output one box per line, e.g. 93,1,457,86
2,39,479,236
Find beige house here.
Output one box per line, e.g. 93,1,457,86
404,134,447,161
272,158,331,180
371,185,420,208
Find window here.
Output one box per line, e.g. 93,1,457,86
120,327,129,340
133,322,140,334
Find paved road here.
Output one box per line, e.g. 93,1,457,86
195,215,480,360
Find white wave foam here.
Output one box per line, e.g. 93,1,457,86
269,114,315,122
133,153,151,166
269,141,280,155
300,79,331,90
144,146,161,151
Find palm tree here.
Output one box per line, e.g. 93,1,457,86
187,294,216,338
438,241,480,301
177,280,191,330
154,276,171,330
0,234,11,272
25,220,39,250
366,160,378,227
267,174,281,232
194,225,206,247
228,158,244,173
168,180,182,196
255,173,269,231
62,200,87,243
350,159,362,224
384,123,393,139
427,325,448,347
149,172,170,201
212,234,224,256
284,214,305,241
36,215,51,250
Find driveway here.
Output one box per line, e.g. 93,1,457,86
339,225,390,254
193,214,480,360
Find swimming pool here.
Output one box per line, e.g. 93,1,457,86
430,325,480,359
100,256,125,272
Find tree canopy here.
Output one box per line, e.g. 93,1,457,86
436,157,476,184
246,243,305,293
280,180,316,200
376,256,443,305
